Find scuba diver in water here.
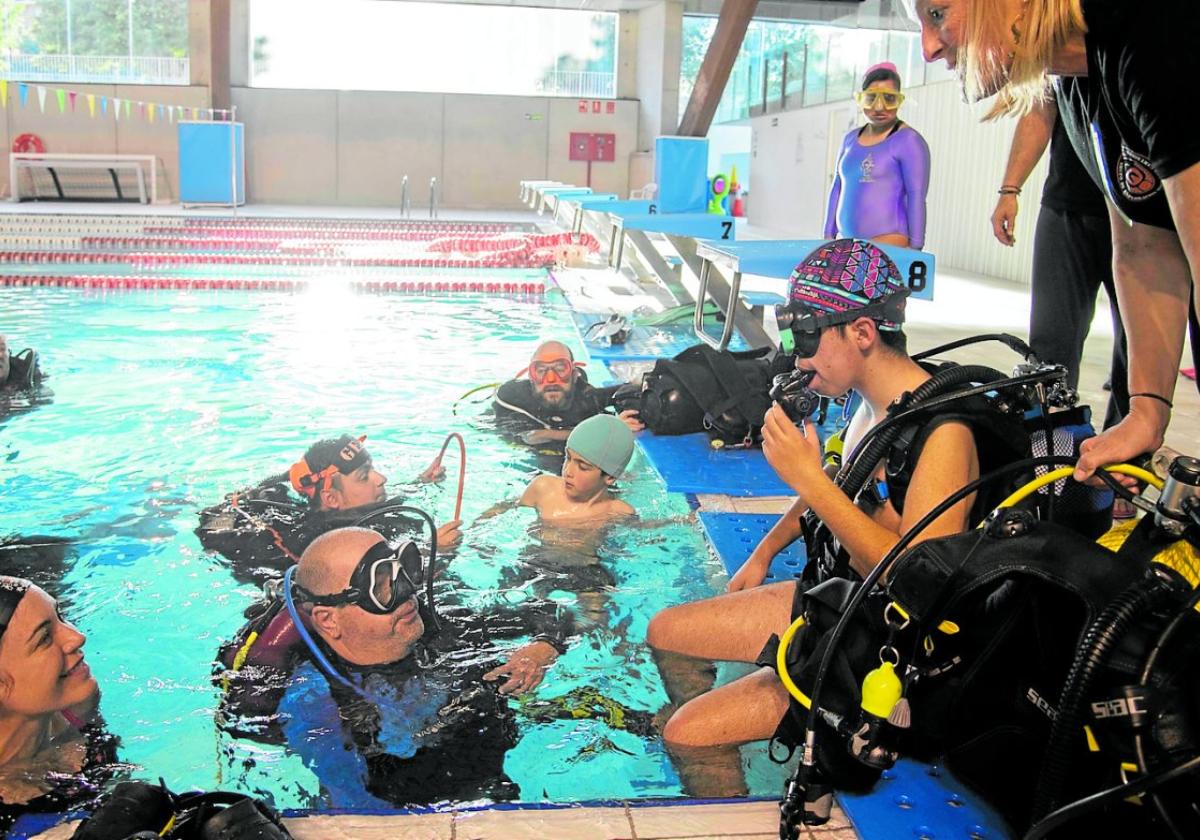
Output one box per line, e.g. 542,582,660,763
0,333,50,426
644,239,1034,796
493,341,643,445
196,434,462,587
216,526,654,808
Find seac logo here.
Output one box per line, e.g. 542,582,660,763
1117,144,1161,202
1026,687,1058,721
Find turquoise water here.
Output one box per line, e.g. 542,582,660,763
0,283,785,809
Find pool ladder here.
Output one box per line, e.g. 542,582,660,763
429,177,440,220
400,175,411,219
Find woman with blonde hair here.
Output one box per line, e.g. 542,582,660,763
0,577,117,831
912,0,1200,482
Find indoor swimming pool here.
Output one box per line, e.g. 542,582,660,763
0,275,788,812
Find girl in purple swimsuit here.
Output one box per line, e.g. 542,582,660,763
824,63,932,250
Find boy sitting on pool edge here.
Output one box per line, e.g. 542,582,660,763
481,414,637,528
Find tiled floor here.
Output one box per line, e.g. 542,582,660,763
32,800,856,840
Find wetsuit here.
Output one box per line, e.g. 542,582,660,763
196,483,423,588
0,719,122,835
0,348,42,392
824,124,931,249
1055,0,1200,389
492,370,621,436
270,601,573,808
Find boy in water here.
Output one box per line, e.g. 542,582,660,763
517,413,636,526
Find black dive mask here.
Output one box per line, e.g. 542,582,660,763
294,539,422,615
770,369,821,423
776,291,910,359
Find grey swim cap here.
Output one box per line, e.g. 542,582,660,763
566,414,634,478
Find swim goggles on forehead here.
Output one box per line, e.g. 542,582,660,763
293,540,422,615
776,291,909,358
528,358,574,382
854,89,905,109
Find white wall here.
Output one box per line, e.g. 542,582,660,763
745,80,1048,283
231,88,640,208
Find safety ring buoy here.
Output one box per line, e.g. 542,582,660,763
12,134,46,154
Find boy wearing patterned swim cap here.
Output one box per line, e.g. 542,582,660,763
647,238,1030,755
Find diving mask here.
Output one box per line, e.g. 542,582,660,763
854,89,904,110
529,358,574,383
293,539,423,615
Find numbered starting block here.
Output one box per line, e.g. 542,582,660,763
692,239,936,350
607,211,736,269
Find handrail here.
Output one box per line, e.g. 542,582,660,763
429,177,439,220
400,175,410,219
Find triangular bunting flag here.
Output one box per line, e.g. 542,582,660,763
0,80,7,108
138,101,146,120
36,86,47,112
68,90,77,111
114,97,122,120
18,83,28,107
87,94,95,117
147,103,155,123
54,88,65,112
124,99,131,118
168,105,175,122
100,96,108,115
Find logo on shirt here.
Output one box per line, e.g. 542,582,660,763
1116,144,1161,202
859,153,875,183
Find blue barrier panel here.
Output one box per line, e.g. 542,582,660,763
637,432,791,496
179,121,244,205
655,136,709,214
695,239,936,301
697,512,807,582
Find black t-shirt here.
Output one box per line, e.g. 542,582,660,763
1042,116,1107,218
1056,0,1200,231
492,371,620,433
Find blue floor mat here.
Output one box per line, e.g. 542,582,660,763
838,758,1013,840
572,312,747,362
637,432,792,496
697,512,806,583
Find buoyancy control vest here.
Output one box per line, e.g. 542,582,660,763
492,370,620,432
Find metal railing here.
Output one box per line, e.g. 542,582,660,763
429,177,439,220
535,70,616,99
400,175,411,219
0,52,190,85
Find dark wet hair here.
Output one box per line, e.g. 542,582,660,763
862,65,902,91
0,576,32,641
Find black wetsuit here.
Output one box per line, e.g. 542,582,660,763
0,348,50,425
492,370,621,436
0,721,122,835
229,599,575,808
195,481,424,587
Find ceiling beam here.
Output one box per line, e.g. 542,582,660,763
675,0,758,136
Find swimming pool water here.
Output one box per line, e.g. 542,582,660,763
0,282,788,810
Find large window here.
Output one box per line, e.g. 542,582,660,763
681,16,952,124
0,0,189,85
249,0,617,98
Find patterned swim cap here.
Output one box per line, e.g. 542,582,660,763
786,239,908,331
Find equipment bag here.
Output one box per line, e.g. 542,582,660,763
638,344,784,445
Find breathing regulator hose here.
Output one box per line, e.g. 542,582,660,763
423,432,467,522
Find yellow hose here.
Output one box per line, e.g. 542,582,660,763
991,463,1162,518
775,615,812,709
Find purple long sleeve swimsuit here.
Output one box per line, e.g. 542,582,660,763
823,124,931,249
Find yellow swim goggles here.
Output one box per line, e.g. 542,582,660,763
854,89,905,110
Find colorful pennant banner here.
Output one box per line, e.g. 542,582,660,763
3,83,233,124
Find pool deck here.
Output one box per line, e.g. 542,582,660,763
10,201,1198,840
30,799,856,840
